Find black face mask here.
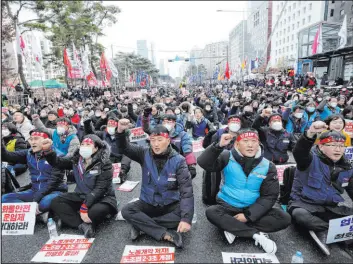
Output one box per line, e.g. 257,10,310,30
244,111,253,117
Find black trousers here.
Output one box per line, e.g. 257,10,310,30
121,200,181,241
50,195,115,228
206,204,291,238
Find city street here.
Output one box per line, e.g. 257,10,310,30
2,153,353,263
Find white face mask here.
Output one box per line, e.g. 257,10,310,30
57,126,66,135
95,112,101,117
205,107,211,111
294,112,303,119
271,122,283,131
133,105,138,111
79,146,93,159
228,123,241,132
107,127,116,135
307,107,315,112
330,102,337,108
164,124,173,132
2,129,10,137
78,107,83,111
175,110,181,115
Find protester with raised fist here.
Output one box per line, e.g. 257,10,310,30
289,121,353,256
12,111,34,141
1,130,67,221
185,107,215,140
198,129,291,254
44,134,117,238
117,119,194,249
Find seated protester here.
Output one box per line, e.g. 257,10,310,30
289,124,353,255
282,105,307,134
44,135,118,238
117,121,194,248
2,110,12,123
40,109,48,125
204,102,220,128
203,115,242,150
12,111,34,141
317,97,341,120
31,115,80,158
252,111,296,164
185,107,215,140
303,101,321,131
1,130,67,219
136,104,163,128
45,110,58,129
83,114,132,182
240,104,255,129
174,106,187,128
165,107,184,129
2,122,28,176
198,129,291,254
314,115,351,147
142,112,197,179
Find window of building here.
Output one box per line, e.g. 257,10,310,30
309,3,312,10
304,7,306,14
351,17,353,23
330,9,334,16
293,14,295,20
287,36,289,42
297,21,300,28
288,17,291,22
303,18,305,25
289,6,291,12
292,24,295,30
287,46,289,52
280,40,282,45
293,3,296,9
292,34,294,40
276,32,278,37
298,1,301,6
291,44,293,50
298,11,300,17
308,15,311,23
276,50,277,55
279,49,281,54
341,1,345,6
332,0,335,3
340,9,344,15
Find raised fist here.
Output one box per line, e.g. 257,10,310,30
41,138,53,151
32,114,39,120
219,133,234,148
117,119,130,133
307,121,328,138
143,107,152,117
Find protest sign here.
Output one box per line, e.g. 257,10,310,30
221,252,279,264
141,89,147,94
117,181,140,192
112,163,121,184
275,164,296,185
31,234,94,263
192,139,204,153
120,245,175,263
104,91,111,97
345,147,353,164
129,127,148,142
2,202,36,235
326,215,353,244
344,119,353,137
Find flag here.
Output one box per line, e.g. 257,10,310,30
108,58,119,78
72,43,83,78
31,34,44,79
255,51,259,69
224,62,230,79
81,47,90,77
16,25,26,56
100,52,112,84
86,71,98,86
312,24,323,55
338,15,347,49
63,48,73,78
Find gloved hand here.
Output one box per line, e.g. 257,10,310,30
188,165,197,179
143,107,152,117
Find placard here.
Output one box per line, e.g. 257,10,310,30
129,127,148,142
345,147,353,164
221,252,279,264
192,139,204,153
2,202,36,235
120,245,175,263
344,119,353,137
326,215,353,244
117,181,140,192
104,91,111,97
31,234,94,263
275,164,296,185
112,163,121,184
141,89,147,94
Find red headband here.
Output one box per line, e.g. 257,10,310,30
150,132,170,139
107,120,118,127
319,136,345,145
236,132,259,142
31,132,49,139
228,117,241,123
56,121,69,126
270,116,282,122
82,138,94,145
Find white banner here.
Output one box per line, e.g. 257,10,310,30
344,147,353,164
326,215,353,244
221,252,279,263
117,181,140,192
120,245,175,263
129,127,148,142
192,139,204,153
275,164,296,185
2,202,36,235
112,163,121,184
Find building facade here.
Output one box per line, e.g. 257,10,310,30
325,0,353,24
159,58,166,75
136,40,149,59
269,1,326,69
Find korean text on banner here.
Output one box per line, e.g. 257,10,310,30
2,202,36,235
326,215,353,244
129,127,148,142
120,245,175,263
344,147,353,164
112,163,121,184
344,119,353,137
221,252,280,264
192,139,204,153
31,234,94,263
275,164,296,185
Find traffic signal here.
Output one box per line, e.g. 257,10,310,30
184,58,189,62
168,59,174,62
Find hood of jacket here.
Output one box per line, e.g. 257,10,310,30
72,141,111,167
170,122,184,138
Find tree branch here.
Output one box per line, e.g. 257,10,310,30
18,18,43,25
5,1,14,21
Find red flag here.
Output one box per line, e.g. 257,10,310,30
86,71,98,86
225,62,230,79
312,25,322,55
100,52,112,82
63,48,73,78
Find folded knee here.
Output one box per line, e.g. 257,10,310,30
121,204,137,219
291,208,309,224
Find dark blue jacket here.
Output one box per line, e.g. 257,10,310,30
186,117,214,139
116,132,194,224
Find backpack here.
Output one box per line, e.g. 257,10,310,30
279,166,296,205
202,170,222,205
1,165,20,195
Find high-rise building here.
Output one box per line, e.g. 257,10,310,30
229,21,250,73
198,41,228,79
150,42,156,66
269,1,326,69
136,40,148,59
159,58,166,75
325,0,353,24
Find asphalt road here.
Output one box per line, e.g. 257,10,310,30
2,151,353,263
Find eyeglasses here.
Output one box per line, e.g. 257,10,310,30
324,144,346,150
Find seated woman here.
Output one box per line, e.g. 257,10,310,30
42,134,118,238
185,107,214,140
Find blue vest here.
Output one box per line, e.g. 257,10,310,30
192,118,208,138
303,111,320,131
52,130,76,157
140,151,183,206
320,105,341,120
218,152,270,208
291,153,353,205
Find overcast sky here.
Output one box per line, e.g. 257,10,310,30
100,1,248,77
